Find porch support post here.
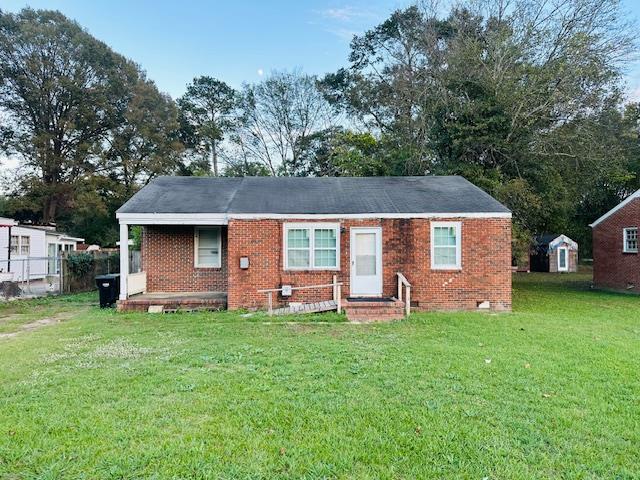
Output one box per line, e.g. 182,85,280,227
119,222,129,300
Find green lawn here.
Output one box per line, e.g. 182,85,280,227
0,273,638,479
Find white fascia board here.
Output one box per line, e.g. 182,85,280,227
60,236,85,243
116,213,229,225
116,211,511,224
227,212,512,220
590,190,640,228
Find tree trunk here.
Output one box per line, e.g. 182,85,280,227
43,195,58,224
211,140,219,176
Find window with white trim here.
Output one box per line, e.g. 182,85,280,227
284,223,339,270
10,235,18,255
623,227,638,253
20,236,30,256
195,227,221,267
431,221,461,270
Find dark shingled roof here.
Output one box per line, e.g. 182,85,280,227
117,176,510,215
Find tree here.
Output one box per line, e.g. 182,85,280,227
178,76,237,176
232,70,335,175
102,77,182,195
321,0,637,252
0,8,139,223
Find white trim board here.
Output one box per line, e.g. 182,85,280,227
117,211,511,224
590,190,640,227
116,213,229,225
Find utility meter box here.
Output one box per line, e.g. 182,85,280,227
281,285,292,296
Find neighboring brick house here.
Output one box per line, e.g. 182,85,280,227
530,233,578,273
116,176,512,316
591,191,640,292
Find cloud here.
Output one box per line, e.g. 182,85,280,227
320,6,369,22
314,5,379,41
326,27,360,41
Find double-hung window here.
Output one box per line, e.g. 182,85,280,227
9,235,18,255
20,236,30,256
284,223,339,270
431,221,462,270
623,227,638,253
195,227,221,267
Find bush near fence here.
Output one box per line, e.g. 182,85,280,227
61,251,120,294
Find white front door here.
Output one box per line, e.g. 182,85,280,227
558,247,568,272
350,227,382,296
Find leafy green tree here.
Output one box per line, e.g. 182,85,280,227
178,76,237,176
102,77,183,195
322,0,636,254
0,8,139,223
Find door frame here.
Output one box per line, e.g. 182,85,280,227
557,246,569,272
349,227,383,297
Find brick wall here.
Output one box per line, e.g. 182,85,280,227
142,226,227,292
593,198,640,292
227,217,511,311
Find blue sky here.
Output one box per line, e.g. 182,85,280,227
3,0,640,99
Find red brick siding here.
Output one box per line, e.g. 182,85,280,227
593,198,640,292
227,218,511,311
142,226,227,292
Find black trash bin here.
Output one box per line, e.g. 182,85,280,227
95,274,121,308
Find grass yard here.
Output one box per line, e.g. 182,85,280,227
0,273,638,479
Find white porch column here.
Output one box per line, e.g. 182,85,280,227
119,222,129,300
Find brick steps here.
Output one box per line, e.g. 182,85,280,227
343,298,405,322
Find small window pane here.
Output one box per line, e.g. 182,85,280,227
288,249,310,267
355,233,376,275
314,229,336,248
434,227,456,247
314,249,337,267
10,235,18,255
625,228,638,252
288,229,309,248
434,246,457,266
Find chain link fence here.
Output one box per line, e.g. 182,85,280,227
0,250,126,300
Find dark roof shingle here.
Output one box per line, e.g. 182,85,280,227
117,176,510,215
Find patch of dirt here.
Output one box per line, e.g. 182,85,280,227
0,310,84,340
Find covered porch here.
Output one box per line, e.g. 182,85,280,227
116,213,229,312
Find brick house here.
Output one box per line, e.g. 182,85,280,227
530,233,578,273
591,190,640,292
116,176,512,317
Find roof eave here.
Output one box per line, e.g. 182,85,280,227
589,189,640,228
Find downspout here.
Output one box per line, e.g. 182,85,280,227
6,226,10,272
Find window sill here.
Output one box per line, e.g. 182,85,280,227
431,266,462,271
622,251,638,254
284,267,341,272
195,265,222,269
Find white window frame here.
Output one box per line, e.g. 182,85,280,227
194,227,222,268
557,246,569,271
431,221,462,270
9,235,19,255
623,227,638,253
20,235,30,256
283,222,340,271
